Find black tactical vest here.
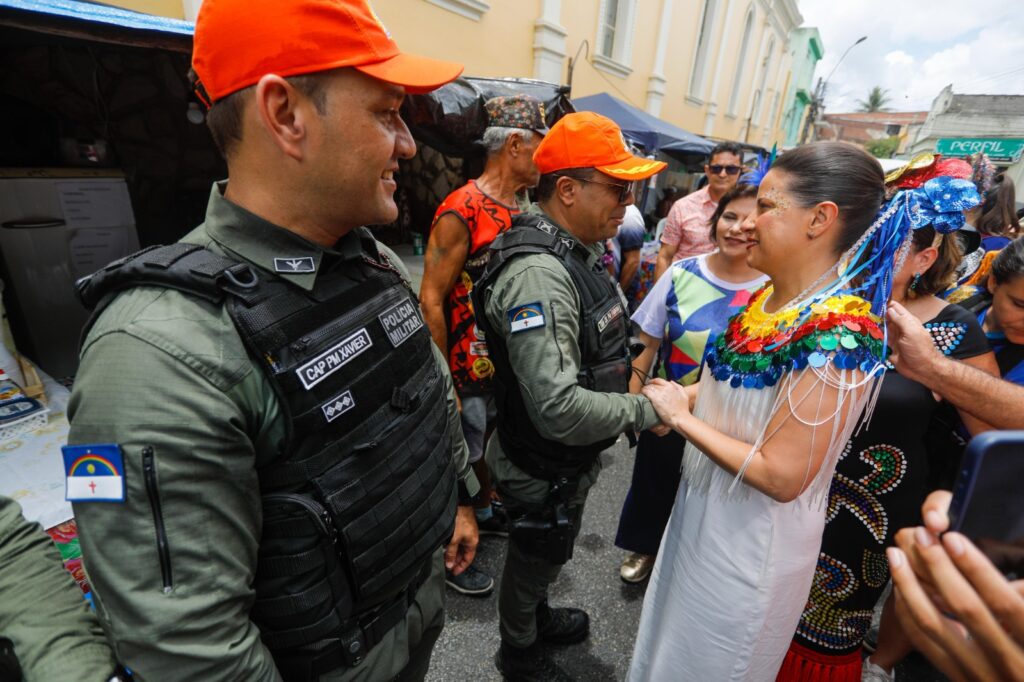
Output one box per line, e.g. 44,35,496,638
76,232,456,680
472,214,632,481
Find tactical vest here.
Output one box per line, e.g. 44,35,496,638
472,214,632,481
76,232,456,680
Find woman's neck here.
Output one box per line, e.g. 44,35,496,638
706,250,762,283
763,256,838,313
983,305,1002,334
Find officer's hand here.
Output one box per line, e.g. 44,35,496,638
649,423,672,437
642,378,690,433
446,505,479,575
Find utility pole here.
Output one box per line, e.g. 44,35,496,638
799,36,866,145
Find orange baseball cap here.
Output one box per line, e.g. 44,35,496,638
192,0,464,105
533,112,667,181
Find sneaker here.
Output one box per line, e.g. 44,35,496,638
536,600,589,645
445,564,494,597
619,553,655,583
495,640,575,682
478,507,510,537
862,659,895,682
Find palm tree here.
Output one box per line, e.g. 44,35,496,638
857,86,891,112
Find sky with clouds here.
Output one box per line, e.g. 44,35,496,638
797,0,1024,113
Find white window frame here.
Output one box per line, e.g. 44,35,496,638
593,0,637,78
687,0,719,102
753,37,776,124
425,0,490,22
727,5,755,116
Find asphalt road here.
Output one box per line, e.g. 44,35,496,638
427,436,643,682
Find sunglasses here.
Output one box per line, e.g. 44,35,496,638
708,164,743,176
556,174,638,204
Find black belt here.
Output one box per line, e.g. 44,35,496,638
273,558,434,681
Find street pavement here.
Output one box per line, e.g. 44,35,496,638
427,437,644,681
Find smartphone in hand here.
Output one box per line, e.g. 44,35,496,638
948,430,1024,577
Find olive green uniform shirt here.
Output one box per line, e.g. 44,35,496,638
481,207,659,499
0,496,116,680
68,183,477,681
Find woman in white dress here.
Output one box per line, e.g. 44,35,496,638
628,143,920,681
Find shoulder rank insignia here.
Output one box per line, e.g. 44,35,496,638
274,256,316,273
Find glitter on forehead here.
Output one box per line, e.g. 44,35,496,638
764,186,791,214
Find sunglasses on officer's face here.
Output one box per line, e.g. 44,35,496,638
707,164,743,176
556,174,639,205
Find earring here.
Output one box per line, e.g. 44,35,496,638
909,273,922,293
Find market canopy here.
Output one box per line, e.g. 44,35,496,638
0,0,193,51
573,92,714,156
402,76,574,158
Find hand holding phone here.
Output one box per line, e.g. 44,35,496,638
948,430,1024,577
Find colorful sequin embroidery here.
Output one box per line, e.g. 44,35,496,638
796,553,875,651
826,443,907,543
862,549,890,590
704,286,886,390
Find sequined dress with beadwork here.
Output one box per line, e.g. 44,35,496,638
790,303,988,658
628,287,886,682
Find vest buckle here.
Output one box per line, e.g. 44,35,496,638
221,263,259,290
390,387,418,413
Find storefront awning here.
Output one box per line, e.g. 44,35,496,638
0,0,193,51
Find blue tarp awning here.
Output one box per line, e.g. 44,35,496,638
573,92,714,156
0,0,194,49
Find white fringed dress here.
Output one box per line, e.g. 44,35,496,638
628,288,885,681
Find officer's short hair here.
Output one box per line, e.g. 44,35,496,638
535,167,594,202
201,71,331,159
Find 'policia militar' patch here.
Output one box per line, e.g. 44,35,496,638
296,328,373,390
378,299,424,347
274,256,316,273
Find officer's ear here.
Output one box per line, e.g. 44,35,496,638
555,175,578,207
253,74,312,162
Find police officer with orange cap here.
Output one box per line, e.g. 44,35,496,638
66,1,480,680
472,113,667,681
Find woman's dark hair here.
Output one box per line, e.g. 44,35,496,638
977,174,1020,238
991,235,1024,285
708,184,759,240
769,142,885,254
908,226,963,296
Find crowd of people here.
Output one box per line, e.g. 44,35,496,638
2,1,1024,681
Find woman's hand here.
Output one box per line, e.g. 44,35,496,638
888,491,1024,682
641,378,691,433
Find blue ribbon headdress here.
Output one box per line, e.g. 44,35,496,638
741,144,777,188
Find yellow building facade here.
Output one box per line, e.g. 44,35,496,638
103,0,802,147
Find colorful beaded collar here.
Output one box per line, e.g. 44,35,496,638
705,285,886,389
